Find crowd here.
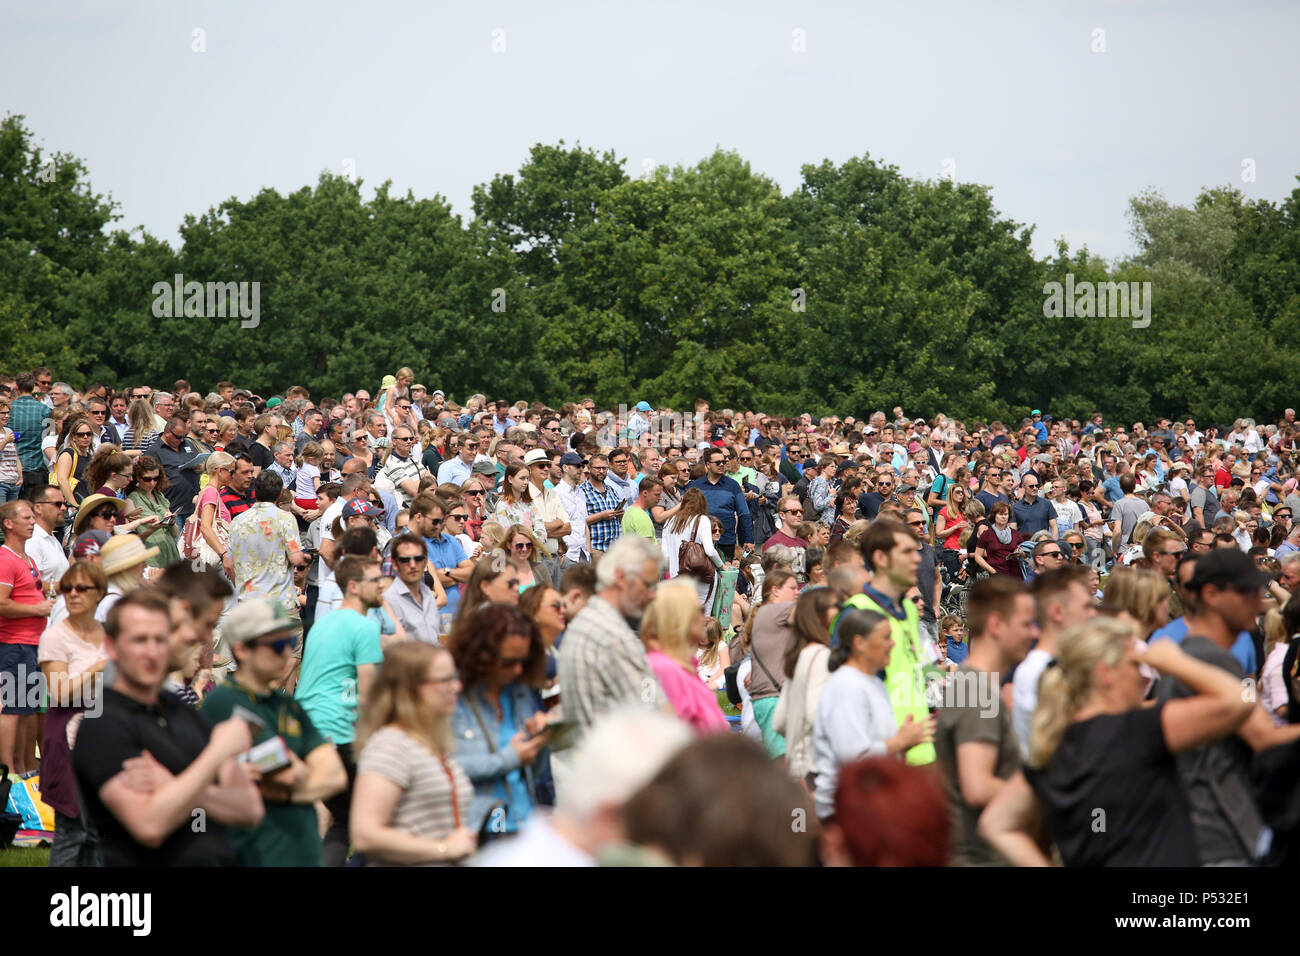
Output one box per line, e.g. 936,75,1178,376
3,366,1300,866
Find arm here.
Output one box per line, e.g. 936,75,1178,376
199,500,223,553
380,601,407,649
1048,517,1058,538
443,558,473,585
355,662,376,713
1142,640,1254,752
42,659,106,702
978,771,1051,866
350,772,473,864
955,740,1005,810
1237,705,1300,752
973,544,997,576
56,451,76,503
0,584,53,619
262,743,347,805
198,758,266,828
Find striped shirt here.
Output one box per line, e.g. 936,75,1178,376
10,395,48,473
357,727,473,866
581,481,623,551
120,426,160,453
556,595,661,733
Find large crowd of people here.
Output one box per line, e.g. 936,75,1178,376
2,367,1299,866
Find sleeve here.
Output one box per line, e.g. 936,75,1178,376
357,730,412,789
354,621,385,666
824,682,888,763
73,708,143,795
200,687,235,724
804,648,831,729
734,484,753,544
0,554,19,590
451,700,522,783
950,702,1003,748
295,701,330,756
37,624,68,664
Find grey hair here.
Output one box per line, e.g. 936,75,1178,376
273,441,295,456
152,391,173,408
594,534,664,590
558,707,691,823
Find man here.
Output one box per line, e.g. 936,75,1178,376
525,448,572,563
934,575,1037,866
294,555,386,866
1011,473,1057,539
627,401,652,442
1108,474,1148,553
1152,552,1258,674
0,500,52,774
605,447,638,507
926,452,967,513
491,399,517,436
379,424,426,508
1014,566,1096,757
219,453,256,520
245,413,278,476
229,470,310,619
1191,466,1221,529
151,392,177,432
539,417,565,453
905,508,943,647
85,396,113,449
841,518,933,766
27,486,70,586
1143,527,1187,618
155,416,205,524
857,468,895,521
437,433,479,486
582,454,625,559
554,453,591,566
1156,549,1300,865
556,536,664,735
763,496,810,555
410,494,473,618
107,392,131,443
386,532,442,644
621,476,662,540
1025,539,1066,581
687,448,753,561
10,373,48,489
72,590,264,866
295,409,327,455
362,413,390,455
1048,478,1083,535
201,599,346,866
974,464,1008,515
1275,522,1300,560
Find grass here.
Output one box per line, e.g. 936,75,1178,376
0,846,50,867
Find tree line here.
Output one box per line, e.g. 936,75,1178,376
3,112,1298,424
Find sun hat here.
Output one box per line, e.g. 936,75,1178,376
99,534,160,577
72,494,128,535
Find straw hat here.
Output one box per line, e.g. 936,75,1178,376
72,494,128,535
99,534,160,577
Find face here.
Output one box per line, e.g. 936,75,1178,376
109,606,172,691
459,438,479,463
61,574,105,619
241,630,300,684
34,492,67,527
353,567,386,610
855,620,895,673
491,634,531,688
511,534,535,563
642,483,663,508
230,459,254,492
509,468,529,495
532,588,567,641
421,651,462,716
878,532,921,589
394,545,427,586
619,559,662,619
772,576,800,603
610,453,630,477
996,594,1040,666
482,569,521,605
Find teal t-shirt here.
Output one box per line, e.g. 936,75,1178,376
295,609,383,745
622,505,655,539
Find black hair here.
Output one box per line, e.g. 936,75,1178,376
828,607,889,672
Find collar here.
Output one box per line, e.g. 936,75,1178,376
391,576,428,600
861,583,906,620
229,676,278,703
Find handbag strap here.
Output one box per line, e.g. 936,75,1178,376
464,692,498,755
436,754,462,829
751,636,780,688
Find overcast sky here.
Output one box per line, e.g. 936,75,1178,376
4,0,1297,261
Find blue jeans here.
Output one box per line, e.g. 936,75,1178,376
0,482,20,503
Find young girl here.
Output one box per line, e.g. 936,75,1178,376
696,617,730,692
295,441,324,513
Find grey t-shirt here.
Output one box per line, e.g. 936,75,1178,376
1155,636,1265,864
1190,485,1221,527
1110,495,1148,547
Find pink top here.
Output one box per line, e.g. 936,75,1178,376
646,649,728,736
199,484,230,524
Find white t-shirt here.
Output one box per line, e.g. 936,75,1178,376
1012,647,1054,759
314,497,348,613
28,523,69,587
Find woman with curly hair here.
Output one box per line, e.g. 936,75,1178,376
447,604,552,839
124,455,181,568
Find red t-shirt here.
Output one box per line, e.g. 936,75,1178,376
762,531,809,553
0,545,46,645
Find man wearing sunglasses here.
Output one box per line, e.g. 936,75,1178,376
200,598,346,867
686,449,754,561
27,487,71,587
386,532,445,645
763,496,810,554
437,433,480,486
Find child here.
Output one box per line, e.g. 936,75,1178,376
294,441,324,513
940,613,967,666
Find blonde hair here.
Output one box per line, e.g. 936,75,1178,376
478,521,508,553
1028,617,1134,769
297,441,324,467
354,642,454,756
698,617,724,670
1099,567,1169,637
842,518,871,544
205,451,235,477
1263,607,1287,659
640,580,702,668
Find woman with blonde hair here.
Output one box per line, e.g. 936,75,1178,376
504,523,553,593
1099,567,1170,639
978,618,1253,865
640,580,728,735
351,642,477,865
1258,604,1291,719
121,398,159,454
197,450,236,578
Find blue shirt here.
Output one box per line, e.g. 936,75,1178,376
1012,496,1056,536
1150,617,1257,676
425,533,468,613
686,474,753,547
437,457,472,487
946,638,969,665
1101,475,1124,503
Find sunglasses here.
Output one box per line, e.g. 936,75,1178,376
447,513,468,521
92,509,117,520
39,499,69,508
252,636,299,654
395,554,425,565
514,543,533,551
1040,550,1063,559
61,583,100,595
74,431,93,438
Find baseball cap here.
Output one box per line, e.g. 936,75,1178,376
1033,454,1053,464
342,497,382,518
432,389,445,398
863,426,877,435
223,598,298,646
1031,409,1042,416
471,460,498,476
635,401,652,412
1187,549,1271,593
265,397,283,409
837,461,859,476
523,448,550,467
560,452,584,467
72,530,111,559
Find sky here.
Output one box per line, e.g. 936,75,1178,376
4,0,1298,262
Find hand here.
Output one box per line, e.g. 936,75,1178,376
33,599,54,617
210,715,255,761
303,509,321,521
439,827,478,861
261,749,309,799
743,671,752,691
509,727,550,765
523,711,550,737
120,750,174,792
222,552,235,575
893,714,932,751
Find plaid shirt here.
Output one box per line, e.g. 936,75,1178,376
555,595,661,732
10,395,47,473
581,480,623,551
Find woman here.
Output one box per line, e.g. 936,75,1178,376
447,604,552,838
639,581,728,735
1099,567,1170,640
40,407,70,472
196,451,236,579
808,457,837,525
54,413,95,505
351,643,477,865
772,586,837,787
38,560,109,866
492,462,546,543
420,424,444,474
505,524,553,593
738,568,801,757
213,417,238,452
811,608,932,820
650,463,682,537
748,454,782,546
94,534,159,622
71,493,129,541
661,487,725,610
119,399,157,456
517,584,567,695
1258,607,1290,719
935,483,971,552
454,552,522,623
84,445,136,500
974,501,1024,579
979,619,1254,866
828,492,857,546
125,455,182,568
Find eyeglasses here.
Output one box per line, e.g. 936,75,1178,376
397,404,412,411
393,435,414,442
463,442,479,450
39,499,68,508
427,518,444,527
92,509,117,520
514,543,533,551
88,410,106,417
61,583,100,595
74,431,92,438
1039,550,1063,559
906,520,925,528
781,508,802,515
464,490,484,497
251,636,299,655
499,655,528,668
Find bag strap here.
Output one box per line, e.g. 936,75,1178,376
464,692,498,755
751,636,780,688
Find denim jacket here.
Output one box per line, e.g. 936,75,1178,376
451,683,548,833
